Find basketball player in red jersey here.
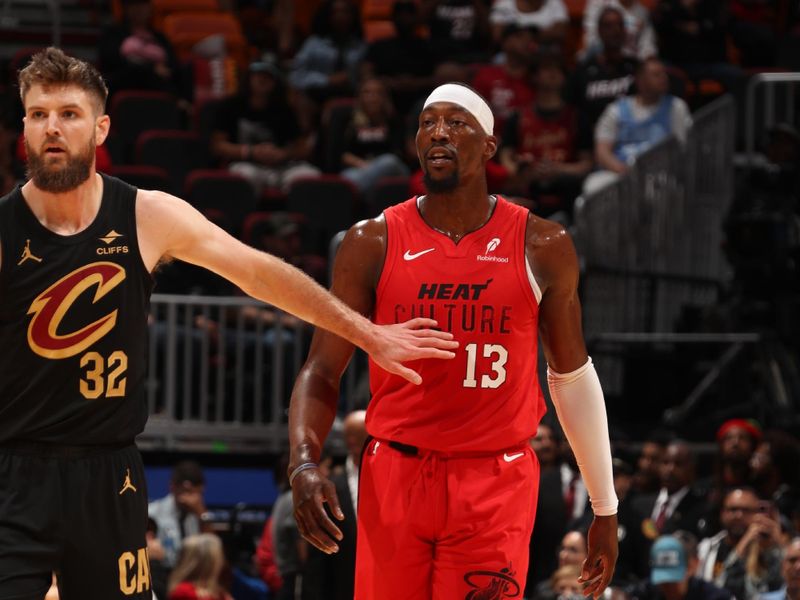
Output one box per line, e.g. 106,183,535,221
288,82,618,599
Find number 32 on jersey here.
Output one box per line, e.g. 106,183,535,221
462,342,508,389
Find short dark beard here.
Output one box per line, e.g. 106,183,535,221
26,137,95,193
422,169,459,193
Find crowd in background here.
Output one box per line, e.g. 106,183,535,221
2,0,800,598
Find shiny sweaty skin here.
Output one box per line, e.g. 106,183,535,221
289,96,618,599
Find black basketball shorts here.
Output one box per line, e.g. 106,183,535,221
0,443,152,600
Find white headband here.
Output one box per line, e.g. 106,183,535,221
422,83,494,135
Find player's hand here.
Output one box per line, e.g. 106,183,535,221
292,467,344,554
579,514,618,599
367,318,458,385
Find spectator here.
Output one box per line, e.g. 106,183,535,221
150,461,210,569
489,0,569,45
148,517,170,600
697,487,785,599
728,0,779,68
585,58,692,194
471,23,538,136
361,0,436,117
530,422,559,470
339,78,409,205
610,457,653,586
632,440,708,540
302,410,368,600
750,430,800,527
210,59,320,194
582,0,658,60
633,435,668,496
652,0,743,95
500,51,592,220
421,0,492,64
760,537,800,600
566,7,638,134
714,419,762,499
532,530,588,599
168,533,232,600
549,564,584,599
289,0,366,130
97,0,183,98
627,532,735,600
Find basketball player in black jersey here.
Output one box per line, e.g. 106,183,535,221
0,48,457,600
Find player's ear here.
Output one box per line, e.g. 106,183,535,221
484,134,497,160
95,114,110,146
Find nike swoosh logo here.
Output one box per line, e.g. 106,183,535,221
403,248,435,261
503,452,525,463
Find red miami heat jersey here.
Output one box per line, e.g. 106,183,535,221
367,196,545,452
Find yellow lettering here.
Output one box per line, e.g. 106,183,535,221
118,552,135,595
137,547,150,592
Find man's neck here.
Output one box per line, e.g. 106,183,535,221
420,184,494,241
637,93,663,107
21,172,103,236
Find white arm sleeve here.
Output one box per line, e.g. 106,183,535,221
547,357,618,516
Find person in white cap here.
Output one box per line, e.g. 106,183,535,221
288,81,619,599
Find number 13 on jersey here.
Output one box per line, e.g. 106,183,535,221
462,342,508,389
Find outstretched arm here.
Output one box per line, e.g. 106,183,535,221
528,215,618,599
136,190,456,384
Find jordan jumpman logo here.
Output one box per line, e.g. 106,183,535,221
17,239,43,266
119,468,138,495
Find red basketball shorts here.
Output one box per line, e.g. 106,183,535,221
355,438,540,600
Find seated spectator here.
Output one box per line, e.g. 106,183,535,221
632,440,709,541
530,422,559,470
361,0,436,117
750,430,800,528
585,58,692,194
500,51,592,220
728,0,778,68
651,0,744,95
489,0,568,45
548,564,583,599
421,0,493,63
566,7,638,134
471,23,538,136
627,532,734,600
97,0,183,98
532,530,588,599
289,0,366,131
582,0,657,60
713,419,762,503
632,434,668,496
168,533,232,600
759,537,800,600
149,461,210,569
697,487,785,599
339,78,409,203
211,59,320,194
148,517,170,600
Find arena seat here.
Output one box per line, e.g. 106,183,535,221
108,165,173,194
185,169,259,236
152,0,220,30
162,12,250,67
110,91,183,163
136,130,208,193
367,176,412,216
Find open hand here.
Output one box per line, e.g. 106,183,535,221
292,467,344,554
367,318,458,384
580,514,618,599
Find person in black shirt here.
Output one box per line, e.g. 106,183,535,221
210,60,319,194
0,47,457,600
566,6,638,135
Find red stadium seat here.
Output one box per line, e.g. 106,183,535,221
184,169,258,236
136,130,208,193
108,165,173,194
110,91,183,163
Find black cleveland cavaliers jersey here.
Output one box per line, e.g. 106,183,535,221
0,174,153,445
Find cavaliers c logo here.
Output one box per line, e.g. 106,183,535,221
27,262,126,359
